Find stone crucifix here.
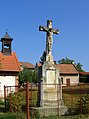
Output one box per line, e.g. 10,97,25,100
39,20,59,62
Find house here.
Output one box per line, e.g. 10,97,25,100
57,64,79,86
19,62,34,71
0,32,20,98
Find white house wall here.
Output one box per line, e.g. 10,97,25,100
61,74,79,86
0,76,15,97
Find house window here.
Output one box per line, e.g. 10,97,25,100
61,77,63,84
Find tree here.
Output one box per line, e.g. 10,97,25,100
76,62,84,72
58,57,84,72
58,57,74,64
40,51,46,64
19,67,38,85
79,75,87,83
32,70,38,84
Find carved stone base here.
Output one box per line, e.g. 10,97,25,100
41,89,63,107
30,106,68,117
42,100,64,108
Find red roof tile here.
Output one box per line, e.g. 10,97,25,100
19,62,34,69
0,52,20,72
56,64,78,74
79,72,89,75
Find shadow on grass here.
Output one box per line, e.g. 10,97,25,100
0,104,6,113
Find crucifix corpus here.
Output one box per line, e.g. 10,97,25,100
39,20,59,62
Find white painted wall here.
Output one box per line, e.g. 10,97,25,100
60,74,79,86
0,76,15,97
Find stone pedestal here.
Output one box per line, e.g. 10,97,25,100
38,61,63,108
36,61,68,116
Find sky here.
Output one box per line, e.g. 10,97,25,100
0,0,89,71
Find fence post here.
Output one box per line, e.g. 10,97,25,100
4,85,6,110
26,81,30,119
80,84,82,114
71,86,73,108
10,93,12,112
57,84,60,118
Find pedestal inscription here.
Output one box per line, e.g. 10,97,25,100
46,70,55,88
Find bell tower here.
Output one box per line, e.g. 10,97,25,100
1,32,13,55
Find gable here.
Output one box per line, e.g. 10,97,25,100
0,52,20,72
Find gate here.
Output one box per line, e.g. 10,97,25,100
4,82,37,119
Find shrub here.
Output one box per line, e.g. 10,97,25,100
7,92,22,113
75,94,89,114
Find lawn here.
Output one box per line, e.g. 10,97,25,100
62,84,89,108
19,88,38,107
0,112,89,119
0,113,16,119
41,115,89,119
0,112,26,119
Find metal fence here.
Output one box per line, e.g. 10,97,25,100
62,83,89,115
4,82,37,119
3,83,89,118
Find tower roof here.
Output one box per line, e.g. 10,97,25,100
1,32,13,42
3,32,12,39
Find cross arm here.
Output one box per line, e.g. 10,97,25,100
52,29,59,35
39,26,48,32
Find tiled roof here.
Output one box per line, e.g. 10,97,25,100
79,72,89,75
19,62,34,69
0,52,20,72
57,64,79,74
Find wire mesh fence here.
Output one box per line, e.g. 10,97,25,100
3,83,89,118
62,83,89,115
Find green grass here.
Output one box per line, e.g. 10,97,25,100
0,112,17,119
0,112,89,119
62,85,89,109
0,112,26,119
30,90,38,106
62,93,80,108
18,88,38,107
31,114,89,119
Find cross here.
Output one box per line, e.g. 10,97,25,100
39,20,59,55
